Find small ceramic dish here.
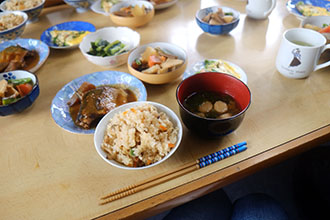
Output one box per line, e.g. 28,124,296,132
0,70,40,116
0,0,45,23
94,101,183,170
196,6,240,35
109,0,155,27
63,0,95,13
79,26,140,67
301,15,330,41
183,59,248,84
40,21,96,49
127,42,187,84
286,0,330,20
51,71,147,134
0,11,28,41
176,72,251,138
148,0,178,10
0,38,49,73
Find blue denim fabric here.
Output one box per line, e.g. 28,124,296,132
147,191,289,220
163,189,232,220
231,193,289,220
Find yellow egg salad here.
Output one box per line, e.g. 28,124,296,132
50,30,91,47
296,1,330,16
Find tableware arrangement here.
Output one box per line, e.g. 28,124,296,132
109,0,155,27
149,0,178,10
63,0,95,13
79,27,140,67
99,141,247,204
40,21,96,49
286,0,330,20
301,16,330,42
195,6,240,35
176,72,251,138
0,0,45,23
51,71,147,134
246,0,276,20
0,38,50,73
0,11,28,41
94,101,183,170
0,70,39,116
275,28,330,79
183,59,248,84
127,42,187,84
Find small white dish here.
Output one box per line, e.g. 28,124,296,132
151,0,178,10
183,59,248,84
94,101,183,170
79,26,140,67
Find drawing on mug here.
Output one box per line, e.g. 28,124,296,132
289,48,301,67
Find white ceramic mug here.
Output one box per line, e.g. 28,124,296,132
276,28,330,79
246,0,276,19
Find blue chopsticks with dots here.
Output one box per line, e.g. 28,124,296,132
100,142,247,205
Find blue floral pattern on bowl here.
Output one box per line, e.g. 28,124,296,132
40,21,96,49
195,6,240,35
0,70,39,116
0,38,50,72
51,71,147,134
0,0,45,23
287,0,330,20
0,11,28,41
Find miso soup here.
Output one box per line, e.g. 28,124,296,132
183,91,241,119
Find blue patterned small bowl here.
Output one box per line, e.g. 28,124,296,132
196,6,240,35
0,0,45,23
63,0,95,13
0,11,28,41
0,70,40,116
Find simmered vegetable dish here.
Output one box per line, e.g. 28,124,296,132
0,77,33,106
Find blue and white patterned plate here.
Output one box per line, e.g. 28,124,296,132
287,0,330,20
183,59,248,85
40,21,96,49
51,71,147,134
0,38,49,73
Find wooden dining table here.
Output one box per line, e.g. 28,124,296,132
1,0,329,219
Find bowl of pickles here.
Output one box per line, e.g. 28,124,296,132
79,26,140,67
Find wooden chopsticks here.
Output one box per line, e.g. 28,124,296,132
99,141,247,205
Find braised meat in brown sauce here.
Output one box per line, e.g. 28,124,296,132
0,45,39,72
68,82,137,129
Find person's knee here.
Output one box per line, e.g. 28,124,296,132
231,193,289,220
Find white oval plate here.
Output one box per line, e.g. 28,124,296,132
183,59,248,84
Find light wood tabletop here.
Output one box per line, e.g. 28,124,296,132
1,0,329,219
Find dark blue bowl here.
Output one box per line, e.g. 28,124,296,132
0,70,40,116
196,6,240,35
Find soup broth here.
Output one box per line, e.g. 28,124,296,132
290,40,313,47
183,91,241,119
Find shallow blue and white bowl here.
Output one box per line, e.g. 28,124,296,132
0,38,50,72
0,70,40,116
0,11,28,41
40,21,96,49
63,0,95,13
0,0,45,23
196,6,240,35
51,71,147,134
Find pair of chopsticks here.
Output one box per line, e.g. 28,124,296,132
99,141,247,205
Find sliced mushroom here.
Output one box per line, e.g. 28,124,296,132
218,113,232,119
214,100,228,114
198,101,213,113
